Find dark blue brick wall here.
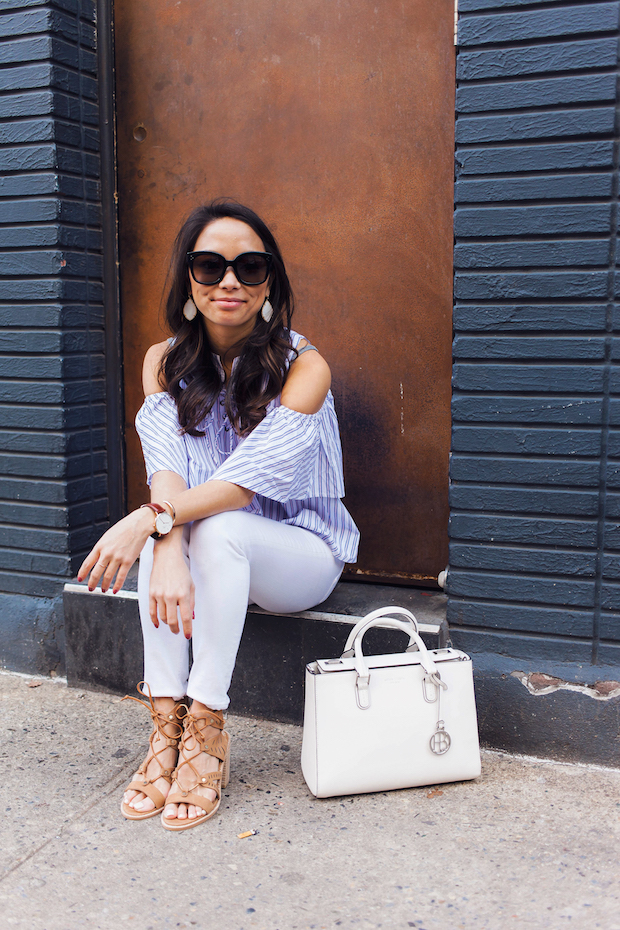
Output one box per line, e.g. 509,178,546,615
0,0,107,673
450,0,620,667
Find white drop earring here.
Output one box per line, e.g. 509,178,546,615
183,297,197,321
261,297,274,323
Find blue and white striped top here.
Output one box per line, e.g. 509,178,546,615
134,330,360,564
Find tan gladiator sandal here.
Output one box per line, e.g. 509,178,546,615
161,707,231,831
120,682,187,821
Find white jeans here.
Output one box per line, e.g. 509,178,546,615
138,511,343,709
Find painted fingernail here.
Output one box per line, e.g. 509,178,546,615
77,576,82,582
185,632,191,640
192,611,195,619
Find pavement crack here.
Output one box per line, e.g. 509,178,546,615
0,750,143,883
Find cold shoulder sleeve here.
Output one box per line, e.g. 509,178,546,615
135,392,190,487
208,396,346,503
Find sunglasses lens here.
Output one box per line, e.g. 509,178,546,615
191,253,225,284
236,253,269,285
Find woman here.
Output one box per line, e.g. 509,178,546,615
79,200,359,831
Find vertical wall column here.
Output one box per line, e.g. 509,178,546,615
450,0,620,668
0,0,109,674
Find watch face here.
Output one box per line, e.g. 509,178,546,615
155,511,174,535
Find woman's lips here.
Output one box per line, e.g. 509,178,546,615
213,298,244,308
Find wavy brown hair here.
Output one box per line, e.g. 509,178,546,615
159,200,296,437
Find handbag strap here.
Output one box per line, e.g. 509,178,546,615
341,606,419,657
344,607,441,710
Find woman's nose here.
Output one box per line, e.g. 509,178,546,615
220,266,240,288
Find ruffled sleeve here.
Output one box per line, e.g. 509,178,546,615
135,392,190,486
209,398,345,502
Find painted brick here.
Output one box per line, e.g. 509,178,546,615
452,396,603,425
456,73,617,113
453,304,607,332
450,513,598,548
457,38,618,81
455,173,613,203
454,271,608,300
599,616,620,641
461,0,581,9
459,4,620,46
0,2,109,629
450,484,598,517
452,363,605,393
448,569,595,609
453,336,606,360
452,425,601,456
456,108,615,144
447,599,593,638
455,204,612,238
454,240,609,269
456,141,614,175
602,553,620,577
450,456,600,487
449,542,596,576
0,9,78,42
451,0,620,663
0,36,79,68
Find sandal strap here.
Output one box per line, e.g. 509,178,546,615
169,710,229,803
125,779,167,810
166,784,220,812
122,682,186,793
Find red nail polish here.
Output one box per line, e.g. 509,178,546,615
185,632,191,640
77,576,82,582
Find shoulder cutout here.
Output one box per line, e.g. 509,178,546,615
282,343,331,414
142,340,169,396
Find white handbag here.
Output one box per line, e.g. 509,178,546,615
301,606,481,798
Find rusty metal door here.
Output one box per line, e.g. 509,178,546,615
115,0,454,585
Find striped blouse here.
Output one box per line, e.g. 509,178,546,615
134,330,360,564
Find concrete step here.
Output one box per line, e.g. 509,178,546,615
63,569,620,767
63,570,448,723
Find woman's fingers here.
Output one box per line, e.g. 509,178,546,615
148,587,193,638
165,595,181,635
148,592,160,629
179,588,194,640
78,509,153,591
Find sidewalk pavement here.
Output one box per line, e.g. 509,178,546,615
1,671,619,930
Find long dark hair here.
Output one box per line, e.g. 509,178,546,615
159,200,295,437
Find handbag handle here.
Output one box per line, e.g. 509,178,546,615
341,606,420,657
343,607,441,710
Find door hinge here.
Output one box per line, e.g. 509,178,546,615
454,0,459,46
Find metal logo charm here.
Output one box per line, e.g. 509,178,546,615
429,722,451,755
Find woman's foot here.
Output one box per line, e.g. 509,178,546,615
162,701,229,826
122,694,185,817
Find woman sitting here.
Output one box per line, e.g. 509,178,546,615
79,199,359,831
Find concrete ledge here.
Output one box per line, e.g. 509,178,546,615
63,573,448,713
63,575,620,766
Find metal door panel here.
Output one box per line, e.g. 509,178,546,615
115,0,454,583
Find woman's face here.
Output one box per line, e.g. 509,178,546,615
188,218,270,346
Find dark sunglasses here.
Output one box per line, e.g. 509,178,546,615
186,250,272,286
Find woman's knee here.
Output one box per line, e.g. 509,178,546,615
187,510,250,558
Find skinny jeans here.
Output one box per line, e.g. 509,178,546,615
138,510,343,709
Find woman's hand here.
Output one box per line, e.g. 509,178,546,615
78,508,155,594
149,538,195,638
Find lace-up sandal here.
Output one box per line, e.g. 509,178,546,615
120,682,187,821
161,708,231,831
